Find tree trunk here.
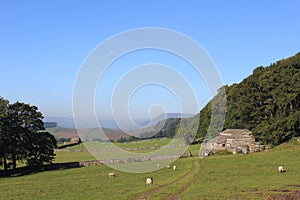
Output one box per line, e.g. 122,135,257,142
1,155,8,171
12,155,16,170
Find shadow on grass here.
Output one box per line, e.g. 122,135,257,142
0,162,83,177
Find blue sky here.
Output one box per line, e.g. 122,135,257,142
1,0,300,124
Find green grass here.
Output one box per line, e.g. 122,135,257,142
188,143,201,155
1,139,299,199
55,138,189,162
0,159,190,200
54,150,94,163
181,140,300,199
66,138,198,151
62,138,175,151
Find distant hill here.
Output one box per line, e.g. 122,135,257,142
46,127,78,139
44,117,122,130
46,113,195,142
44,117,76,129
43,122,58,128
142,113,194,126
44,113,194,130
46,127,128,142
127,118,184,139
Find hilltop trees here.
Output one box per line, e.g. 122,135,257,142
0,98,56,171
224,53,300,145
195,52,300,145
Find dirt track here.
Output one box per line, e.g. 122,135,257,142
137,158,201,200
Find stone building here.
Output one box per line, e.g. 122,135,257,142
200,129,265,156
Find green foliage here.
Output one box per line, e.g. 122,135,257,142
0,97,57,170
193,52,300,145
26,132,57,166
226,53,300,145
175,117,199,145
117,135,139,143
0,97,9,170
154,118,181,138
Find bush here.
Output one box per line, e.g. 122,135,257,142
210,150,233,156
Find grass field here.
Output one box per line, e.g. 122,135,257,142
65,138,175,150
55,138,189,164
1,138,299,199
182,139,300,199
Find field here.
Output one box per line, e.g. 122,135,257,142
53,138,181,163
0,138,299,199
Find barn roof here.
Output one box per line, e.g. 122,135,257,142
207,129,252,144
219,129,252,137
208,135,227,144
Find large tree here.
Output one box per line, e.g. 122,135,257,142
0,97,9,170
0,98,57,171
26,131,57,166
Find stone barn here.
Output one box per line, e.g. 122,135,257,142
200,129,265,156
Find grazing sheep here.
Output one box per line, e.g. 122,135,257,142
146,177,153,186
157,163,160,167
166,165,171,169
173,165,176,171
108,172,115,177
278,166,285,173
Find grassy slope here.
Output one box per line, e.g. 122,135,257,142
182,139,300,199
0,139,299,199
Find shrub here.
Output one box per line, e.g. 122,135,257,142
210,150,233,156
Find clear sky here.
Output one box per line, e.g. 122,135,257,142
1,0,300,124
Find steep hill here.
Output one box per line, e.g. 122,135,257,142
195,52,300,145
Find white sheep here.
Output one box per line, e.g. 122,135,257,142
108,172,115,177
146,177,153,186
278,166,285,173
173,165,176,171
166,165,171,169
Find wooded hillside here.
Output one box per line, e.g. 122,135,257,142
196,52,300,145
